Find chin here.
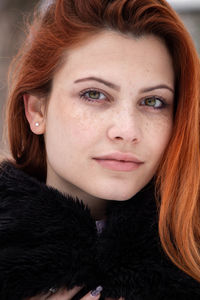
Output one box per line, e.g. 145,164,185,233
108,193,137,201
93,189,139,201
92,179,152,201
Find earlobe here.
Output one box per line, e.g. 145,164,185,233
23,93,46,135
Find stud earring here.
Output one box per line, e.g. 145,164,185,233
35,122,40,127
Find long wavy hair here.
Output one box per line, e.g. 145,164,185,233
4,0,200,283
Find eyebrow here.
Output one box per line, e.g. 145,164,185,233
140,85,174,94
74,76,174,94
74,77,120,91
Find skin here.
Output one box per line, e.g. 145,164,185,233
27,286,124,300
24,30,175,299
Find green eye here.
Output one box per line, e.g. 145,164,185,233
142,96,164,109
88,91,101,99
146,98,156,106
80,89,108,103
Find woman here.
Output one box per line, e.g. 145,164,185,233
0,0,200,299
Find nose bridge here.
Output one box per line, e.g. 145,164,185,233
118,101,138,122
107,101,142,143
120,104,141,133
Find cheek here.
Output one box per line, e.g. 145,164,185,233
45,99,102,152
144,114,173,157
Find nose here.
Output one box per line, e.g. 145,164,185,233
107,106,142,144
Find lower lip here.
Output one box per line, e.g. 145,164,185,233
93,159,143,171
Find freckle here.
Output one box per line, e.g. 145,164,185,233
145,122,150,130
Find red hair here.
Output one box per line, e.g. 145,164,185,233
5,0,200,282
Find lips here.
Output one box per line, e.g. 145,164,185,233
93,152,143,172
93,152,143,163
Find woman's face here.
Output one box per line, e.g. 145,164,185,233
42,31,175,201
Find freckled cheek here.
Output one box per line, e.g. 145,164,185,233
51,107,101,146
146,118,173,153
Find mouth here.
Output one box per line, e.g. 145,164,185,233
93,158,143,172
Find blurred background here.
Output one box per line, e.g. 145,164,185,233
0,0,200,154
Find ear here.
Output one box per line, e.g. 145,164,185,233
23,94,46,135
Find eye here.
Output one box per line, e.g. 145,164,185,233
79,89,110,103
140,96,165,109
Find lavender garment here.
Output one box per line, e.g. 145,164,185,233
95,219,106,234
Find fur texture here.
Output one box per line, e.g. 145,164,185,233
0,161,200,300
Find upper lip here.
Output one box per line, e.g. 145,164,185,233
93,152,143,163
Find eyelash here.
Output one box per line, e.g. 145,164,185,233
79,88,167,109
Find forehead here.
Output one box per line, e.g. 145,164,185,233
54,30,174,86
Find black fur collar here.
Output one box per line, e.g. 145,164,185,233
0,160,200,300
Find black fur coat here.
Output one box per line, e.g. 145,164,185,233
0,160,200,300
